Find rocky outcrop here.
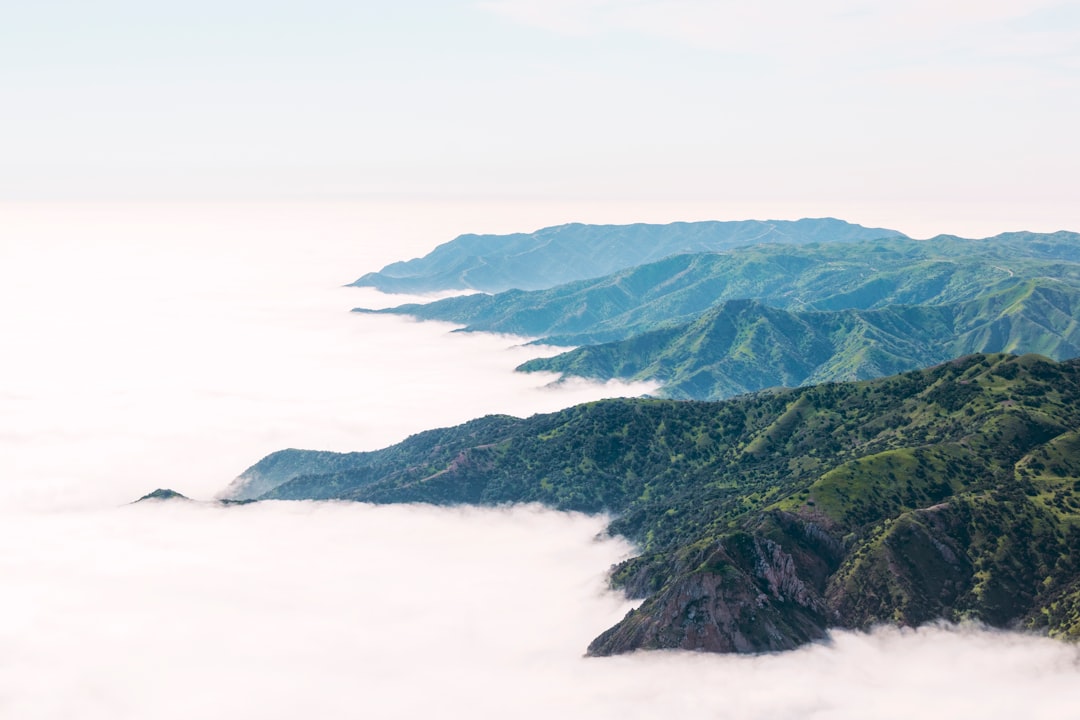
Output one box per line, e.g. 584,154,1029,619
589,534,830,655
825,504,974,629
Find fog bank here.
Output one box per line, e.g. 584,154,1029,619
1,502,1077,720
0,203,655,508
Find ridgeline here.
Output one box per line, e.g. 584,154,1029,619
225,354,1080,655
359,233,1080,347
518,282,1080,400
351,218,903,294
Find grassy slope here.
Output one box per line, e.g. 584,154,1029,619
517,280,1080,400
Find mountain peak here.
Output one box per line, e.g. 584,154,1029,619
133,488,191,503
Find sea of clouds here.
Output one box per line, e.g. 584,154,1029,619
3,500,1079,720
1,202,1078,718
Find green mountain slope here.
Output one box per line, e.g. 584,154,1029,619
358,232,1080,345
221,415,522,501
351,218,904,294
231,354,1080,655
517,281,1080,400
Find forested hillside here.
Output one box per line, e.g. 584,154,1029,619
518,281,1080,400
228,355,1080,655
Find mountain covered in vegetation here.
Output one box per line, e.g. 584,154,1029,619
350,218,904,294
226,354,1080,655
359,232,1080,346
518,280,1080,400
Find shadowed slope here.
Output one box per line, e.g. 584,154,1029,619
518,281,1080,400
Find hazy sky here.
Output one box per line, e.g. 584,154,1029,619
3,1,1078,234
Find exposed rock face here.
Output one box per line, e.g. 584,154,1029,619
589,534,830,655
825,504,974,630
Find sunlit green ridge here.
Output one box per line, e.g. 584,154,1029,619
231,355,1080,654
520,281,1080,400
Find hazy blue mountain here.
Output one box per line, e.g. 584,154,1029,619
224,354,1080,655
133,488,191,503
221,449,375,501
518,280,1080,400
220,416,522,501
359,232,1080,345
350,218,906,293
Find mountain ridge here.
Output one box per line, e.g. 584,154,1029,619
351,218,906,294
218,354,1080,655
516,280,1080,400
359,233,1080,347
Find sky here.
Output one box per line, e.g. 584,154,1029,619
2,0,1079,235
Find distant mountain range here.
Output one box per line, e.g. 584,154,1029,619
361,232,1080,346
357,230,1080,400
220,354,1080,655
351,218,905,294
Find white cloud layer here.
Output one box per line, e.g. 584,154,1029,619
0,501,1077,719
